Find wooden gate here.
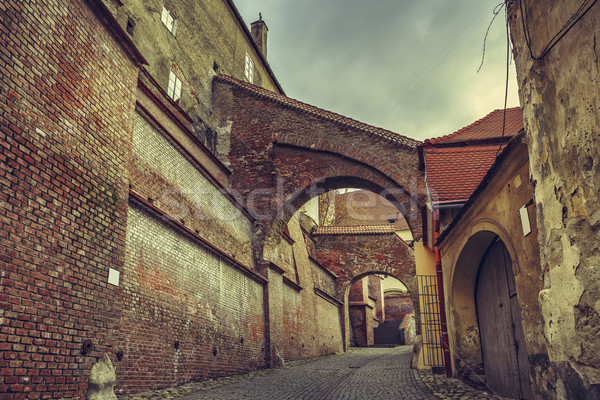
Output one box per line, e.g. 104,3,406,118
475,238,532,399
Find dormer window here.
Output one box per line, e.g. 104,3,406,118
244,53,254,83
161,6,177,36
167,70,182,102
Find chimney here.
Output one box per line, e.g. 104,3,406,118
251,14,268,58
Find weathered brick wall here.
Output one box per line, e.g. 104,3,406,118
263,215,344,363
315,296,343,355
280,283,302,361
212,79,425,266
130,111,253,267
310,259,337,298
0,0,139,398
384,295,414,322
117,205,265,393
508,2,600,398
314,234,417,303
368,275,384,322
349,306,371,347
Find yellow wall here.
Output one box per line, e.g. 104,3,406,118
414,241,437,369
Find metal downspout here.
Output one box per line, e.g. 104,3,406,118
434,208,452,377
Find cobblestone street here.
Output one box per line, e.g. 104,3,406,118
120,347,509,400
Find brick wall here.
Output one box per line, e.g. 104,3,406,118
310,259,337,298
314,234,417,304
0,0,139,398
384,295,414,322
130,111,253,267
116,205,265,393
280,283,302,361
315,296,343,354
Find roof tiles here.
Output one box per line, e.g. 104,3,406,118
424,108,523,203
312,225,397,236
425,144,506,203
215,74,419,149
425,107,523,145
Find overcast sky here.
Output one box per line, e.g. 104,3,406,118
235,0,520,142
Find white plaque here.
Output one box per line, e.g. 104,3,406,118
519,205,531,237
108,268,120,286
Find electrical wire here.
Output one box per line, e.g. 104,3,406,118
496,3,511,158
519,0,598,60
478,3,506,73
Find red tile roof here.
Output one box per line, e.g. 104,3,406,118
312,225,397,236
425,144,506,203
215,74,419,149
424,107,523,145
423,108,523,204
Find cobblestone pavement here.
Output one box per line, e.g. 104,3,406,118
119,346,511,400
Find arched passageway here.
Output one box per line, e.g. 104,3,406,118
213,74,426,366
313,229,417,350
346,274,415,348
213,75,426,270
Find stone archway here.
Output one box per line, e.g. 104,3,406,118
212,75,426,271
313,231,417,350
344,272,416,348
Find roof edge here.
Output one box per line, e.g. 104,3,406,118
224,0,285,95
436,130,526,245
424,107,521,145
215,74,421,150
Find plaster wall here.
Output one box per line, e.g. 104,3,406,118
508,1,600,397
439,142,546,397
109,0,281,159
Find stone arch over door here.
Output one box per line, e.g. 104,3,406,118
448,223,531,398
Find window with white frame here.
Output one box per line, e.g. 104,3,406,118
244,53,254,83
167,70,182,102
161,6,177,36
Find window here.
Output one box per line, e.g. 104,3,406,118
244,53,254,83
161,6,177,36
126,18,135,36
167,70,182,102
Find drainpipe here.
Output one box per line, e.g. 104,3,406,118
434,208,452,377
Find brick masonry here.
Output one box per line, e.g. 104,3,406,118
0,0,428,397
117,205,265,394
314,233,419,347
130,110,254,268
385,295,414,322
0,0,139,398
212,79,425,265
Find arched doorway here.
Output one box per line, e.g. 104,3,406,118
475,237,531,399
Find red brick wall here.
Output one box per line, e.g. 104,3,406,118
384,295,414,322
0,0,139,398
117,205,265,393
368,275,384,322
349,279,367,302
314,234,417,305
212,80,425,259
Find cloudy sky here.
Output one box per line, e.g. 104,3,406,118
235,0,520,141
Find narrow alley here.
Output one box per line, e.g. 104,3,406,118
120,347,509,400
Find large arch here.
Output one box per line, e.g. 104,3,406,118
212,75,426,270
446,221,521,376
313,231,417,350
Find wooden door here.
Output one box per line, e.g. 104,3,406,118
476,238,532,399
